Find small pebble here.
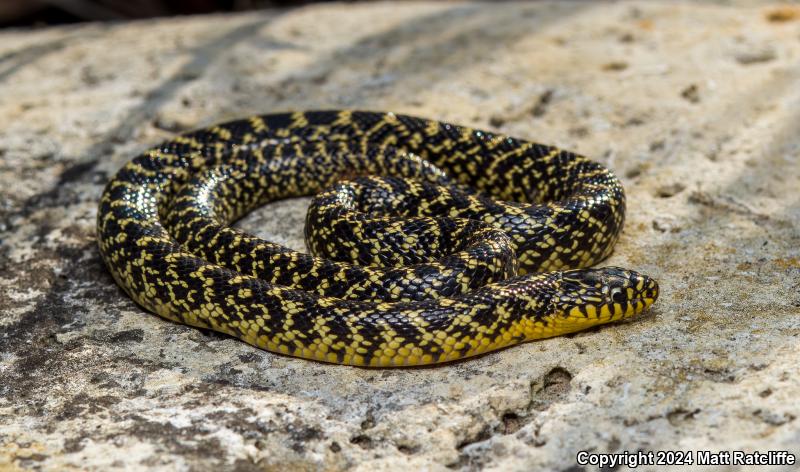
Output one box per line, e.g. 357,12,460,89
765,6,800,23
734,46,776,65
680,84,700,103
602,61,629,71
655,182,686,198
652,217,681,233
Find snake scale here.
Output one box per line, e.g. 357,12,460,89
97,110,659,367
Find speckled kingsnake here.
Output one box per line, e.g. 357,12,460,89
97,110,659,366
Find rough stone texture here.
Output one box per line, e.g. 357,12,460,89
1,1,799,470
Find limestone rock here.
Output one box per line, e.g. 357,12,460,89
1,1,798,470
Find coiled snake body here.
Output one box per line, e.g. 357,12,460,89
97,110,659,366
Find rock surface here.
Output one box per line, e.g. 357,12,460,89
1,1,799,470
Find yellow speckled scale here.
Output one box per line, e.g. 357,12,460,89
97,110,659,367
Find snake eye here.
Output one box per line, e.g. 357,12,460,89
610,287,626,304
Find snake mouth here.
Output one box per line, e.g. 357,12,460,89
556,267,659,323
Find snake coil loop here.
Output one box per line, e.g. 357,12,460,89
97,110,659,366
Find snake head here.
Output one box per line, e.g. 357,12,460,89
554,267,659,323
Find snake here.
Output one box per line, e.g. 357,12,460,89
97,110,659,367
